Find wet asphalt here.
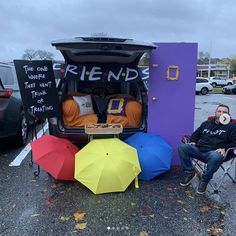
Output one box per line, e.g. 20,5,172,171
0,94,236,236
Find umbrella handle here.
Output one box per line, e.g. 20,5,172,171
135,176,139,189
34,164,40,176
133,167,139,189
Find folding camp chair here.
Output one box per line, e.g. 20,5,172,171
182,116,236,194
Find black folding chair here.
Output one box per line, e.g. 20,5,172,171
182,116,236,194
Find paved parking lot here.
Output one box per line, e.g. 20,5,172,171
0,94,236,235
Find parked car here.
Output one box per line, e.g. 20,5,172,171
0,70,28,146
48,36,155,144
209,77,233,87
222,83,236,94
196,77,213,95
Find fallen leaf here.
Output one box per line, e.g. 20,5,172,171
185,190,194,197
199,205,211,213
207,226,223,235
31,214,40,217
59,216,70,221
12,204,16,208
211,204,220,209
176,200,185,205
52,183,63,188
70,230,78,234
183,208,188,213
149,214,155,218
74,210,86,222
139,231,148,236
75,222,87,230
141,205,152,214
44,197,53,205
166,187,173,191
183,217,188,221
131,202,136,206
220,211,225,216
192,226,202,232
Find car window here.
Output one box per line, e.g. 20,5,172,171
196,78,208,83
0,65,14,85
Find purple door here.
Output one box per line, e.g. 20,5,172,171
148,43,198,165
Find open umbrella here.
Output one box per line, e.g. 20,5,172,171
125,132,173,181
31,135,79,180
74,138,141,194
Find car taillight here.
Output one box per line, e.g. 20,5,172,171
0,89,13,98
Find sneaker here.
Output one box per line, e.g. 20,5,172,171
180,172,196,187
196,180,208,194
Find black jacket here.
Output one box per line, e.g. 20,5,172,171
190,119,236,152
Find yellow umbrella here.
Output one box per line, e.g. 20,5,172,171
74,138,141,194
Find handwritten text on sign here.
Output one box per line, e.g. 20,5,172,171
14,60,59,121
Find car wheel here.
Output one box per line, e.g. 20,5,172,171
14,111,28,146
200,87,208,95
227,83,233,86
211,83,217,87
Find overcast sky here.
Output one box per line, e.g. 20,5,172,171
1,0,235,62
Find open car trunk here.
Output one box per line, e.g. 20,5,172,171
49,37,155,144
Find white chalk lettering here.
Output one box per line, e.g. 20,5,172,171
39,81,52,88
23,65,34,74
80,66,86,81
65,64,78,77
88,67,102,81
31,90,47,99
107,68,123,81
24,82,36,89
37,66,48,72
125,68,138,81
29,105,53,114
37,98,44,104
28,74,45,80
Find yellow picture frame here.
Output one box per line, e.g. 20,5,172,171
166,65,180,80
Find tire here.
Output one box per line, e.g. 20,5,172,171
227,83,233,86
200,87,208,95
211,83,217,87
14,111,28,146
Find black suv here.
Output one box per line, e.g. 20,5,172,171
48,37,155,144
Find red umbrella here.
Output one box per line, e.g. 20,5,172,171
31,135,79,180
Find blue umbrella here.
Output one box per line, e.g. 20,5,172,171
125,132,173,180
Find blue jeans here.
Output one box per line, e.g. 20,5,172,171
178,143,224,182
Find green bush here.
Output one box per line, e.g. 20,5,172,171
209,87,223,94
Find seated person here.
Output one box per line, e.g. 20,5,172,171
178,104,236,195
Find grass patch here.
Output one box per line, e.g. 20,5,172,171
209,87,223,94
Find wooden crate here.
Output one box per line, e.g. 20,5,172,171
84,123,123,135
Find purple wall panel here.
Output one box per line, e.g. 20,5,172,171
148,43,198,165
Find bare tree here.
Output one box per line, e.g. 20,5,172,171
37,50,54,60
22,49,37,60
22,49,54,60
198,51,210,64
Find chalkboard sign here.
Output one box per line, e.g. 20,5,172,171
14,60,60,122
